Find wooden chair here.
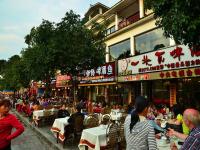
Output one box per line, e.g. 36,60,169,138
73,115,84,141
102,107,111,115
85,116,99,128
119,113,127,124
62,124,74,148
45,105,53,110
118,122,126,150
101,114,111,125
105,123,119,150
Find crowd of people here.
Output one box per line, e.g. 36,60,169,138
1,92,200,150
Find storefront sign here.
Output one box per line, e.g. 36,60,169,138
78,62,115,84
56,75,71,87
118,45,200,81
118,67,200,82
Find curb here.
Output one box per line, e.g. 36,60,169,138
12,109,61,150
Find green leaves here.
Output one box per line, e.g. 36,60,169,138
145,0,200,49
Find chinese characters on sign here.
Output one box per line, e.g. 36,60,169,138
159,68,200,79
79,62,115,84
56,75,71,87
118,45,200,76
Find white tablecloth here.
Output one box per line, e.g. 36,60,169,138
51,117,70,141
156,138,182,150
33,109,58,119
79,125,108,150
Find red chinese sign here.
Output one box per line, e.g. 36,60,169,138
56,75,71,87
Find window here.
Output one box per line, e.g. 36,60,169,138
105,26,115,36
135,28,170,55
109,39,131,61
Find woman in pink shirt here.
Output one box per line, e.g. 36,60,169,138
0,98,24,150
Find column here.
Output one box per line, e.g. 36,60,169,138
130,36,135,56
99,8,103,14
106,46,109,63
141,82,144,96
115,13,119,31
89,15,92,20
139,0,144,18
105,86,108,103
128,89,132,104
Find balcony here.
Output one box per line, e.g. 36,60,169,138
118,12,140,30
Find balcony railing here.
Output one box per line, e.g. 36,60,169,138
118,12,140,30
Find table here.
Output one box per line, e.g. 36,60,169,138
79,125,108,150
33,108,58,119
156,137,182,150
51,117,70,142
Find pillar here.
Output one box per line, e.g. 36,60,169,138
139,0,144,18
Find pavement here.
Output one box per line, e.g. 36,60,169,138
11,109,79,150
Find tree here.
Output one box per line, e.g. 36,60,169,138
145,0,200,49
54,10,105,76
1,55,28,92
22,10,105,97
0,59,6,74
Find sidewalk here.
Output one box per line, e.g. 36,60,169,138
12,109,79,150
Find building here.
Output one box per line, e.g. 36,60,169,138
83,0,200,109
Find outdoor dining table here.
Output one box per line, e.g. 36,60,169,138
79,125,108,150
33,108,58,119
156,139,182,150
51,116,70,142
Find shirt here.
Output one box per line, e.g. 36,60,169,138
124,115,157,150
181,127,200,150
177,114,190,135
0,114,24,149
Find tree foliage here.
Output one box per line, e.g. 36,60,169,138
23,10,105,82
1,10,105,91
145,0,200,49
1,55,29,91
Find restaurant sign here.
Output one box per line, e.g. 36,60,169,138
118,67,200,82
56,75,71,87
78,62,115,84
118,45,200,81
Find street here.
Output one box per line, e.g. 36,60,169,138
11,122,54,150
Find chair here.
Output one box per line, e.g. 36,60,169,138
101,114,111,125
85,116,99,128
73,115,84,140
105,123,119,150
118,122,126,150
62,124,74,147
42,110,53,126
119,113,127,124
102,107,111,115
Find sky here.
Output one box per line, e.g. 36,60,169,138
0,0,118,60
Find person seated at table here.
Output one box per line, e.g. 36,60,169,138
124,96,157,150
21,101,31,116
68,105,84,126
147,102,158,120
170,108,200,150
57,104,70,118
167,104,189,135
42,99,49,108
32,101,43,111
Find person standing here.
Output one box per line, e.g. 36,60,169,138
0,98,24,150
124,96,157,150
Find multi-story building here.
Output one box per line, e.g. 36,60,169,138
80,0,200,109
